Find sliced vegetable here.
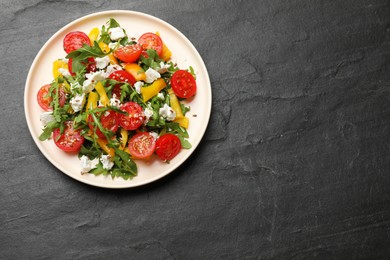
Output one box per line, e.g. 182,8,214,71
128,132,156,159
141,78,166,102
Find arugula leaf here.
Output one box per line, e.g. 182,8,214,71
66,42,106,72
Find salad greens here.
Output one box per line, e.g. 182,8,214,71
38,18,194,180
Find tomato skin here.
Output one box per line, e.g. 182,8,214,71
37,84,66,111
108,70,136,86
37,84,53,111
88,110,119,138
128,132,156,159
138,33,163,57
53,121,84,153
63,31,91,54
171,70,197,98
114,44,142,63
155,133,182,161
119,102,145,131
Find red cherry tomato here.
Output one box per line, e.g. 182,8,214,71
88,110,119,138
108,70,136,86
63,31,90,54
155,133,182,161
114,44,142,63
138,33,163,57
37,84,53,111
37,84,66,111
128,132,156,159
53,121,84,153
171,70,197,98
119,102,144,131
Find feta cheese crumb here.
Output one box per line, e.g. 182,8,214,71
108,27,125,41
40,112,54,126
80,155,99,173
100,155,114,170
108,42,120,50
105,64,123,76
158,61,170,74
134,81,144,94
145,68,161,83
110,94,121,108
82,71,107,93
58,68,71,77
150,131,159,140
95,56,110,70
143,106,154,124
69,93,85,112
159,103,176,121
157,92,164,100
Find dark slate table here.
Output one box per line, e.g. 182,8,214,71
1,0,390,259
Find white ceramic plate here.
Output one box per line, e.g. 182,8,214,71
24,10,211,188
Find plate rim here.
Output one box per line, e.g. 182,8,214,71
24,10,212,189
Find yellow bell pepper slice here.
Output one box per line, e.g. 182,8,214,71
156,31,172,61
119,128,128,150
52,59,68,79
94,81,110,106
108,53,118,65
141,78,166,102
98,42,110,54
174,116,189,129
88,27,100,45
168,88,189,128
123,63,146,81
86,92,98,111
96,137,115,157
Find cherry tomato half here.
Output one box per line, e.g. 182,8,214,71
171,70,197,98
63,31,91,54
88,110,119,139
37,84,66,111
108,70,136,86
138,33,163,57
128,132,156,159
119,102,145,131
37,84,53,111
114,44,142,63
53,121,84,153
155,133,182,161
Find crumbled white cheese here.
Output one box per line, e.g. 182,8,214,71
108,27,125,41
134,81,144,94
69,93,85,112
145,68,161,83
80,155,99,173
157,92,164,100
108,42,120,50
143,106,154,124
82,71,107,93
95,56,110,70
105,64,123,76
158,61,170,74
58,68,71,77
100,155,114,170
40,112,54,126
159,103,176,121
110,94,121,108
150,131,159,140
60,58,69,63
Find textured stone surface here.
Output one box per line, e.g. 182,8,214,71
1,0,390,259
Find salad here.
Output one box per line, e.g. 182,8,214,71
37,18,197,180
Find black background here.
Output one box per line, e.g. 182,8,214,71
1,0,390,259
